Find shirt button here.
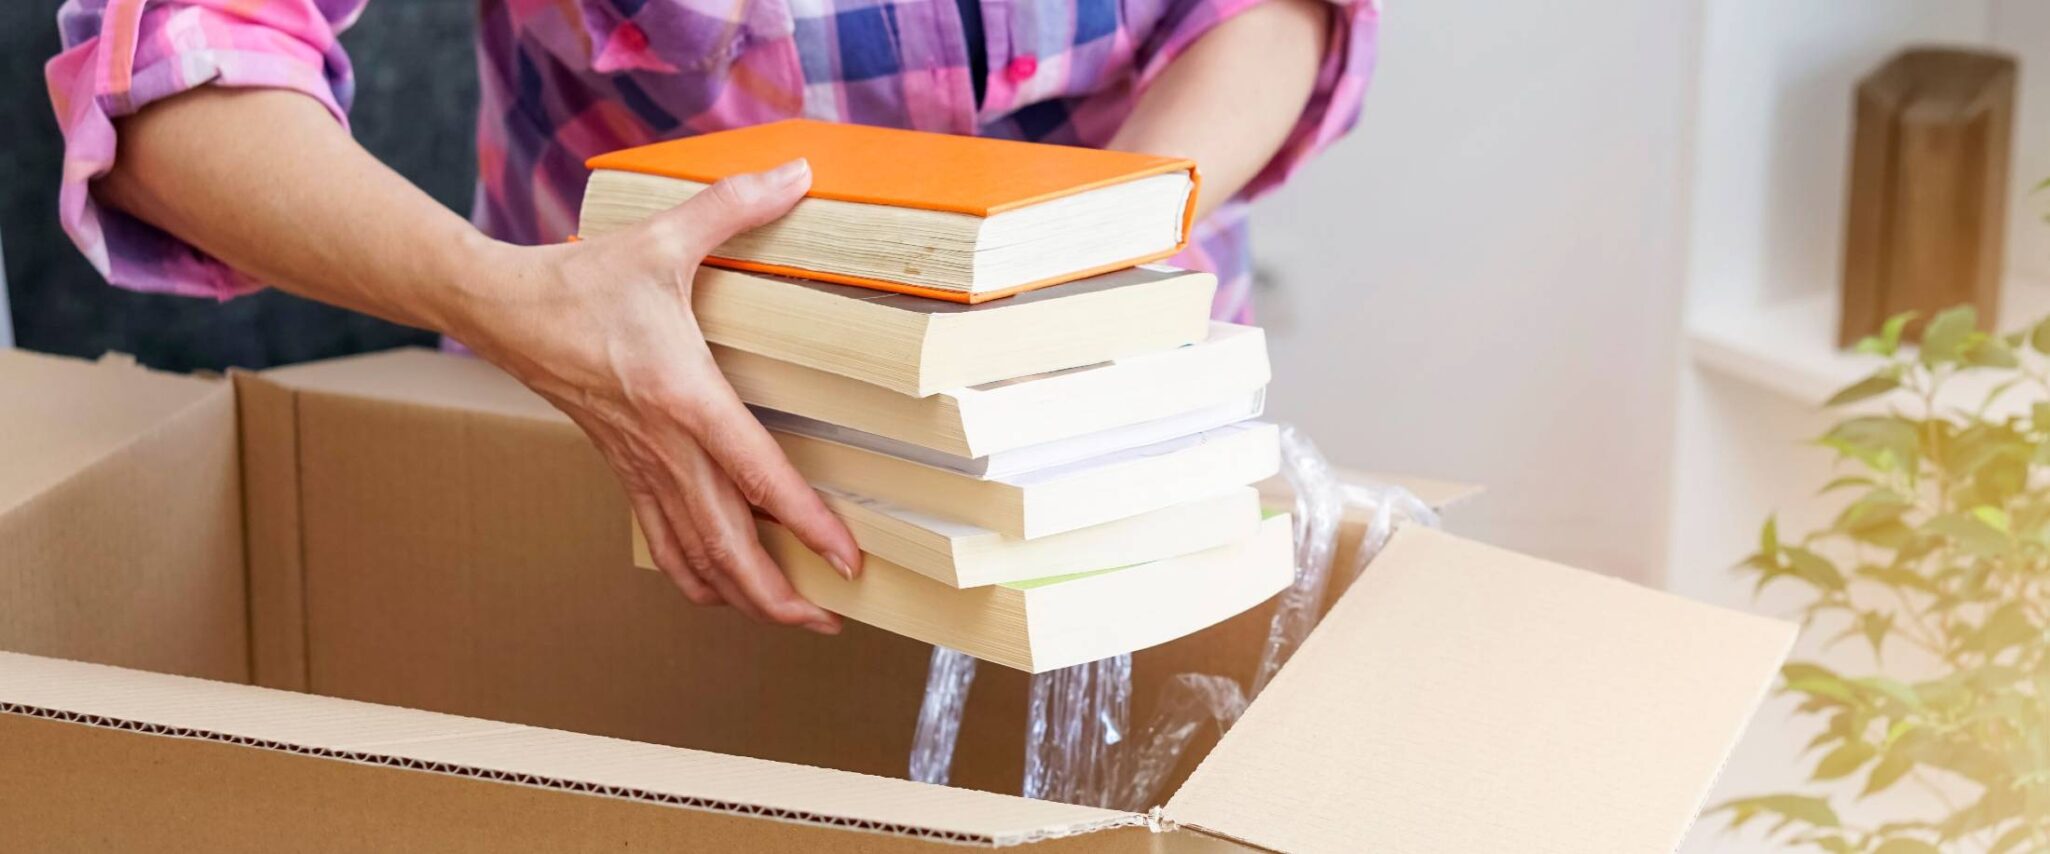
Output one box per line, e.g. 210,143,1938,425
1006,55,1038,83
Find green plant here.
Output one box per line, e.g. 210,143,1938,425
1716,306,2050,853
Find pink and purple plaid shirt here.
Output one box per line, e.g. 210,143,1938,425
47,0,1377,323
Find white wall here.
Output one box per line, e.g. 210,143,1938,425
1685,1,1992,316
1251,0,1700,582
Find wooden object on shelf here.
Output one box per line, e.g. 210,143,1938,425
1840,47,2017,347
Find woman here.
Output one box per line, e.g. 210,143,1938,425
46,0,1374,634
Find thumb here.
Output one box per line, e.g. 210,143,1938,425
660,158,812,257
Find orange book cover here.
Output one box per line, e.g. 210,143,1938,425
584,119,1200,303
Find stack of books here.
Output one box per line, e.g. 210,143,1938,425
598,120,1290,673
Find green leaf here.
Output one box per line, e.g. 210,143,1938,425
1814,740,1877,780
2031,317,2050,356
1858,612,1894,659
1971,505,2012,533
1760,515,1780,559
1821,416,1920,472
1819,475,1876,495
1784,546,1847,592
1882,312,1915,350
1849,519,1916,550
1873,838,1942,854
1856,676,1922,712
1712,794,1841,832
1857,564,1939,594
1802,835,1855,853
1964,335,2020,368
1921,306,1979,366
1862,750,1915,797
1858,312,1917,357
1833,490,1913,534
1827,373,1902,406
1970,601,2037,656
1781,662,1838,683
1923,511,2012,556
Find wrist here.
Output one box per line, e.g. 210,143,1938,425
429,229,541,345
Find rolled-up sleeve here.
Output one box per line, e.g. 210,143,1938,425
45,0,363,299
1135,0,1379,205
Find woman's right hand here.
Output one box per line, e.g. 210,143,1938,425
447,159,864,634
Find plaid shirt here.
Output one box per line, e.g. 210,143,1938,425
48,0,1377,323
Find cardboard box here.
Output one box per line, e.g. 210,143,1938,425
0,347,1796,851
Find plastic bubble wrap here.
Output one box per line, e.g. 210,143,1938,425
906,424,1439,807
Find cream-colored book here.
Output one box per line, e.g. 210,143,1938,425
765,514,1296,673
717,322,1269,459
818,486,1262,588
774,421,1281,540
691,265,1216,397
752,390,1262,480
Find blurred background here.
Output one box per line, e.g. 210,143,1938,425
3,1,2047,848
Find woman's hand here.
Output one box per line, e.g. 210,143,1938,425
102,91,856,629
449,159,864,633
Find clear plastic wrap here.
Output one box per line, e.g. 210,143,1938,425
1252,425,1349,696
907,424,1439,807
1109,673,1249,810
907,646,978,785
1021,653,1131,805
1337,479,1441,591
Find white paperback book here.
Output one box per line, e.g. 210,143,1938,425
716,322,1271,459
816,485,1263,587
752,389,1264,480
772,420,1282,539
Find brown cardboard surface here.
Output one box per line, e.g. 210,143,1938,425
0,350,247,682
0,345,1791,852
237,347,1289,798
1163,526,1795,853
235,372,308,690
0,651,1153,851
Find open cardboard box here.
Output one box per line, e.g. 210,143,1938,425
0,347,1795,851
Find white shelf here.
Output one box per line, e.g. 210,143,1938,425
1687,275,2050,407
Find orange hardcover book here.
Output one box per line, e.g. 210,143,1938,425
579,119,1200,303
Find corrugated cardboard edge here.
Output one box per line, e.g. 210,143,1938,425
0,652,1147,848
234,371,309,691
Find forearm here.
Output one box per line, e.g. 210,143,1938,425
1108,0,1331,219
98,86,499,333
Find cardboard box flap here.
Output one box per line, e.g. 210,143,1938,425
0,651,1142,846
1162,527,1795,853
0,350,226,516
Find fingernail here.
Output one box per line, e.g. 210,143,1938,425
829,553,859,581
767,158,810,186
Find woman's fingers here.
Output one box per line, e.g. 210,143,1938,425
686,388,864,581
549,397,729,607
628,489,724,606
654,159,813,259
666,433,842,634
